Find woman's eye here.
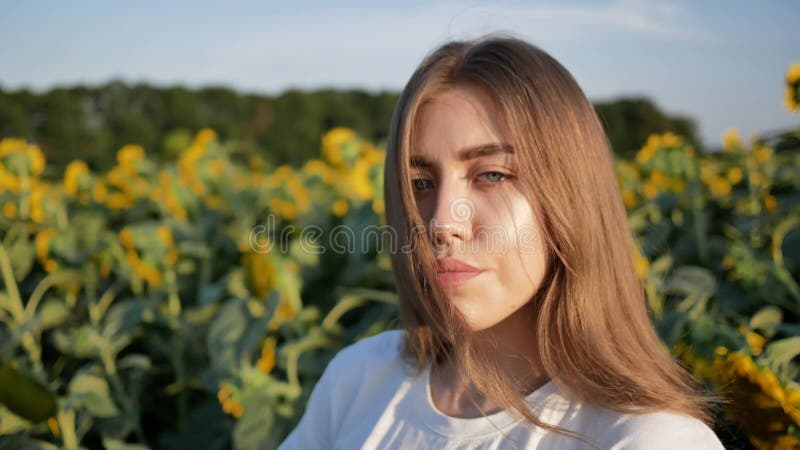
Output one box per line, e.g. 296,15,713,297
412,178,433,191
479,171,509,184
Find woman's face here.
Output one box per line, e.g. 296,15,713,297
409,83,549,332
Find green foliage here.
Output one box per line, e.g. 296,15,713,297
620,123,800,447
0,128,395,449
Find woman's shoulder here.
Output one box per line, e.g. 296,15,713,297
327,329,405,370
278,330,407,449
335,329,405,360
320,329,407,387
597,409,725,449
313,330,409,426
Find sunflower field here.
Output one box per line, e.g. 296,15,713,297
1,64,799,450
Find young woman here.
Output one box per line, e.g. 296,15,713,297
279,34,725,449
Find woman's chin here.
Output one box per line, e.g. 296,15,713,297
456,300,535,333
456,307,502,332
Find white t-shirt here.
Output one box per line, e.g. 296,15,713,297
279,330,725,450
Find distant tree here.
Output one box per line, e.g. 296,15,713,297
0,93,32,140
165,86,201,132
259,89,325,166
594,97,700,158
35,88,95,167
367,91,400,146
198,86,248,139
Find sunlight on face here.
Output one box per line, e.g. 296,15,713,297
410,83,549,331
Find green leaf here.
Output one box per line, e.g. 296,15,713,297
117,354,152,372
53,325,100,358
69,372,120,418
207,299,248,368
238,313,274,364
101,300,144,340
650,253,673,274
288,233,320,268
101,300,144,357
232,390,277,450
666,265,716,299
37,297,69,330
9,235,34,282
765,336,800,368
0,365,56,423
689,314,715,343
749,306,783,338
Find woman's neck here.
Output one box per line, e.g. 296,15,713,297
429,300,549,418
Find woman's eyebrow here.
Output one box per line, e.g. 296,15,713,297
410,143,514,168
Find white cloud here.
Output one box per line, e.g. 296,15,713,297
437,0,716,43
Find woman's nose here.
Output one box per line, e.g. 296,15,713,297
428,186,474,250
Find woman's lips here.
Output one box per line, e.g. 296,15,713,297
436,270,483,287
436,258,483,287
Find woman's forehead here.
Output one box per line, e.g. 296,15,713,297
416,84,500,121
410,87,508,158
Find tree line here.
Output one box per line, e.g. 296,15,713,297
0,81,700,171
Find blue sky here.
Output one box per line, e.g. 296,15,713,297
1,0,798,148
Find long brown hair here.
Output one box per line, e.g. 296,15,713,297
383,33,718,445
